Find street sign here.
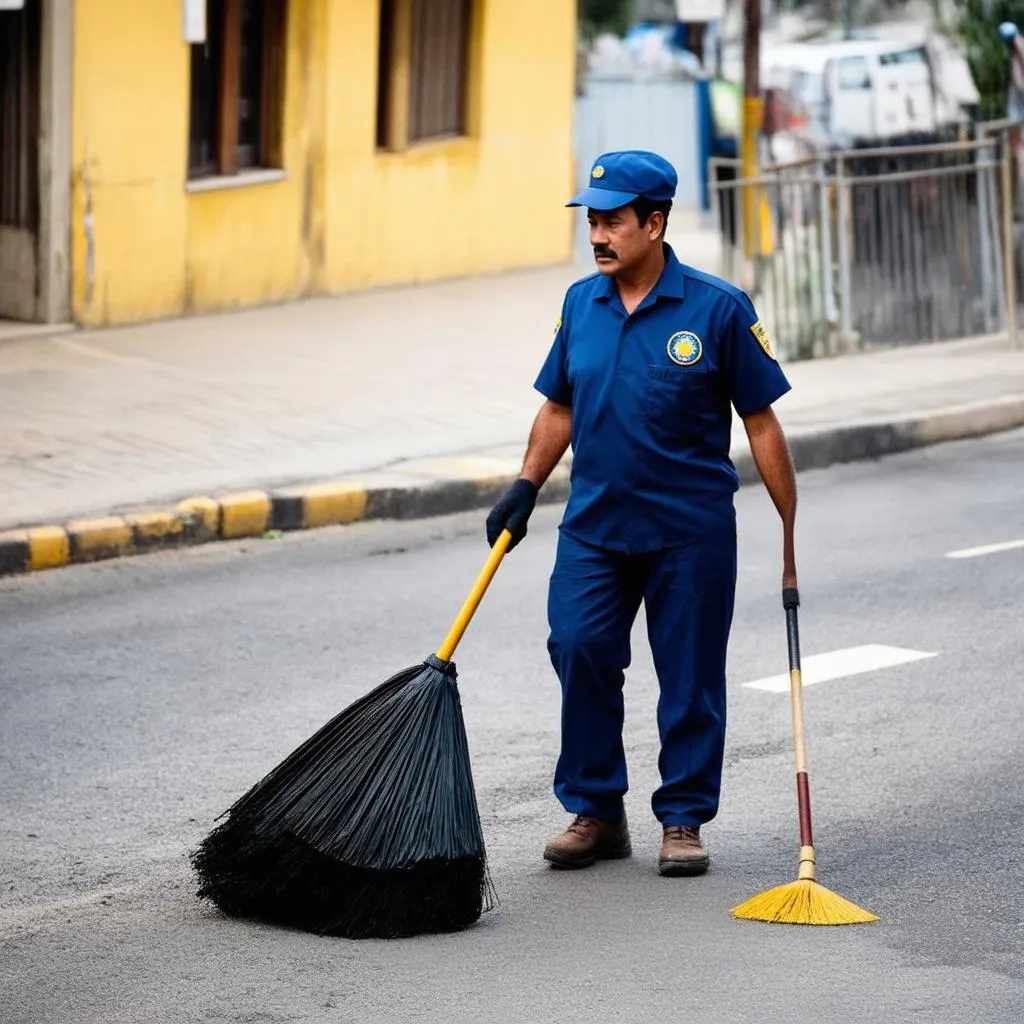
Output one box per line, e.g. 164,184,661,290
182,0,206,43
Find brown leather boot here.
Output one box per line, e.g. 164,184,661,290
543,813,632,869
658,825,709,877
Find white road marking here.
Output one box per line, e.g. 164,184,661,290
742,644,938,693
945,539,1024,560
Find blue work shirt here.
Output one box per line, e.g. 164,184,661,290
535,243,791,554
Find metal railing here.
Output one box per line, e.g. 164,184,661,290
708,128,1019,361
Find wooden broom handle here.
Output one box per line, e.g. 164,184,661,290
785,588,817,880
435,529,512,662
787,603,813,843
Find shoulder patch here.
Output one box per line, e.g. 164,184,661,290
750,319,775,360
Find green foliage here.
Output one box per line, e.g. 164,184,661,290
954,0,1024,118
578,0,635,40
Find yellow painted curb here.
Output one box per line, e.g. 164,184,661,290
66,517,133,560
177,497,220,535
28,526,71,571
301,484,368,528
127,511,186,544
220,491,271,539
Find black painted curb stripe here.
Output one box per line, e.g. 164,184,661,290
271,495,305,531
0,536,30,576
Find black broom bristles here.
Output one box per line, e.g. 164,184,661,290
191,655,496,939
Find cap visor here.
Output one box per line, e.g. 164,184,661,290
566,186,639,210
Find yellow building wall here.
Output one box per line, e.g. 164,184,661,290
71,0,190,325
322,0,578,291
182,1,329,311
70,0,576,327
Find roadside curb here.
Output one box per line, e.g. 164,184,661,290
2,394,1023,579
724,392,1024,491
0,469,574,580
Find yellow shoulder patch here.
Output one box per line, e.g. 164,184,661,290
750,319,775,360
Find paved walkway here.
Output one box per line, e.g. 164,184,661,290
3,227,1024,532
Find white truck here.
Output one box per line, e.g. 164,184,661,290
762,34,977,152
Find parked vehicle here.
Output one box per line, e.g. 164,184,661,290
763,35,974,152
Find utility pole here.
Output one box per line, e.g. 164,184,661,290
688,21,706,70
843,0,854,39
741,0,762,258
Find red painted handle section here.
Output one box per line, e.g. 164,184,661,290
797,771,813,847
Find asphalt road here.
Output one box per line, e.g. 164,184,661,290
2,430,1023,1023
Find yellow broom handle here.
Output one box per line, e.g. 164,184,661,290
435,529,512,662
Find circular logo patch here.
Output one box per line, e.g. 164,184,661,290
667,331,703,367
591,165,605,179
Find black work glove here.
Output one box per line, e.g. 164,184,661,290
486,478,539,551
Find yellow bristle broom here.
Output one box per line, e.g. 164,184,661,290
731,587,879,926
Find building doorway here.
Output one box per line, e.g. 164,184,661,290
0,0,71,328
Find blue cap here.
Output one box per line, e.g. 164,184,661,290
1000,20,1018,40
567,150,678,210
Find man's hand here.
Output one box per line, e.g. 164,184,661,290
742,406,798,592
486,478,539,551
485,400,572,551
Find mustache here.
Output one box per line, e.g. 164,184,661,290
593,244,618,260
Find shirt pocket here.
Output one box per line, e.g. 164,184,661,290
643,364,717,445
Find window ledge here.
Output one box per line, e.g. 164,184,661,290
186,169,288,194
375,135,477,160
407,133,473,151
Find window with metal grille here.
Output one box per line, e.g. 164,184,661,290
409,0,470,142
377,0,472,151
187,0,287,180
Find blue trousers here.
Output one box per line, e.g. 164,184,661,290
546,527,737,827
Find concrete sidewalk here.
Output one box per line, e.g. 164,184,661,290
3,227,1024,575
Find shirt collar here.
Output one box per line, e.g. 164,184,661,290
594,243,686,304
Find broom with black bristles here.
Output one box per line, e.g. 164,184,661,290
190,529,514,940
731,587,879,926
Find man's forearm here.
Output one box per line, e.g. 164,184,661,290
521,400,573,488
743,407,798,584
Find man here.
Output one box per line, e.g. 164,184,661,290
486,150,798,877
1001,21,1024,193
1001,21,1024,128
